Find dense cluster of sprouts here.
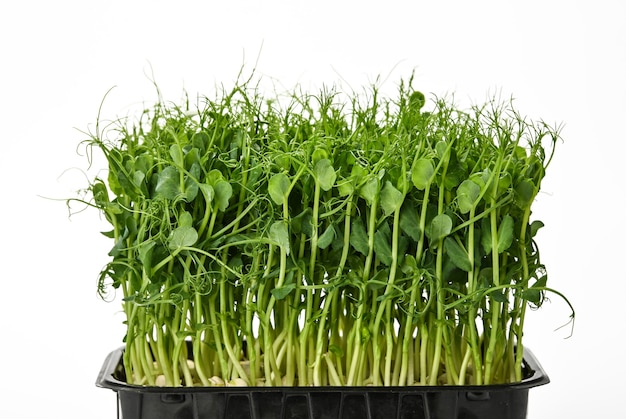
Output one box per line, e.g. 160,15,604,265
78,75,571,387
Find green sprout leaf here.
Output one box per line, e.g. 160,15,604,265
178,211,193,227
314,158,337,191
399,206,421,241
271,283,296,300
270,220,290,255
374,230,392,266
317,224,336,249
429,213,453,242
132,170,145,190
349,218,369,255
444,237,472,272
337,178,354,196
169,144,184,167
497,215,515,253
198,183,215,204
358,176,379,205
411,158,434,190
182,163,201,201
213,180,233,212
530,220,545,237
155,166,181,200
269,172,290,205
168,225,199,250
409,91,426,110
524,275,548,304
481,218,493,254
456,179,481,214
92,180,112,207
380,181,404,216
138,241,156,266
292,208,313,236
491,290,508,303
515,179,535,205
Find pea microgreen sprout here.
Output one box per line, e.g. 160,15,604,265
77,74,573,387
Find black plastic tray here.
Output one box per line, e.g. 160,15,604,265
96,346,549,419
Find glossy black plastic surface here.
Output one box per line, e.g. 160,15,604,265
97,346,549,419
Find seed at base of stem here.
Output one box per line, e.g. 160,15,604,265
240,360,250,376
155,375,167,387
209,376,225,386
228,378,248,387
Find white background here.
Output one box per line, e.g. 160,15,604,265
1,1,624,417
